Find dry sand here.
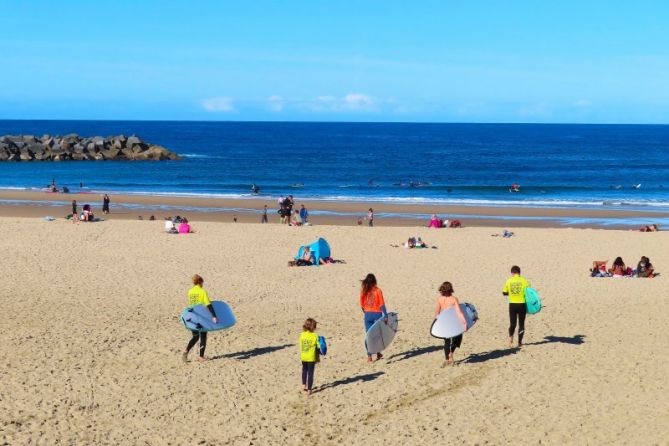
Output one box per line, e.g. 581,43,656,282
1,217,667,445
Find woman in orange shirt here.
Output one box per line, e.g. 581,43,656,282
360,273,388,362
434,281,467,365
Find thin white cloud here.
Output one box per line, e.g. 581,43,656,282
303,93,376,112
343,93,373,110
267,95,284,112
573,99,592,108
202,97,235,112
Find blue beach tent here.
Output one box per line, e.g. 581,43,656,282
295,238,331,266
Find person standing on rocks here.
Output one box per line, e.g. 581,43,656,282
102,194,110,214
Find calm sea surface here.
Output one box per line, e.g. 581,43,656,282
0,121,668,211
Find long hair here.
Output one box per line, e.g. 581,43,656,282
439,281,454,297
361,273,377,296
613,257,625,267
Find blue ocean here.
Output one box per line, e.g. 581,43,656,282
1,120,668,211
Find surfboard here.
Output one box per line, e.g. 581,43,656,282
430,303,478,339
524,288,542,314
365,312,398,355
180,300,236,332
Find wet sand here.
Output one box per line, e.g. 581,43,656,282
1,189,667,228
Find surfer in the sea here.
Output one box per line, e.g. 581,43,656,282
182,274,218,363
434,282,467,366
509,183,520,193
359,274,388,363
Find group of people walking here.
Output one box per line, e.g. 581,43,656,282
181,265,534,394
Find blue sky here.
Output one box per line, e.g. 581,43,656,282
1,1,668,123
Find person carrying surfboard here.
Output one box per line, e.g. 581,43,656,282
360,273,388,363
434,282,467,366
182,274,218,363
299,318,321,395
502,265,531,348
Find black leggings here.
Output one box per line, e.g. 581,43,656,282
508,303,527,345
444,335,463,358
186,331,207,357
301,362,315,390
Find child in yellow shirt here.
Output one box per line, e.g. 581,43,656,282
299,318,320,395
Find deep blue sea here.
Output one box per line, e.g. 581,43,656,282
1,120,668,212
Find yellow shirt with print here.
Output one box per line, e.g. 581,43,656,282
502,275,531,304
299,331,319,362
188,285,211,307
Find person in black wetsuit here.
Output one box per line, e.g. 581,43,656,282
182,274,218,363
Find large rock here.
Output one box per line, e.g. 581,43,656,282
0,134,180,161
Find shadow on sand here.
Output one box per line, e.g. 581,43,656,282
314,372,385,393
213,343,294,361
463,334,586,364
387,345,442,363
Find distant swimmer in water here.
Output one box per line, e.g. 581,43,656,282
509,183,520,193
291,183,304,188
251,184,260,194
632,184,641,189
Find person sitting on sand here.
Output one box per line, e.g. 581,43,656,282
165,218,175,233
360,273,388,363
416,237,427,248
591,260,610,277
636,256,654,278
434,281,467,366
448,219,462,228
178,218,192,234
182,274,218,363
291,210,303,226
428,214,441,228
405,237,416,249
609,257,627,277
639,224,659,232
288,246,314,267
82,204,93,222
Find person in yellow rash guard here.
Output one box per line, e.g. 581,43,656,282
502,265,531,348
182,274,218,363
299,318,320,395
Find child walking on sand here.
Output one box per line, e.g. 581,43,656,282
299,318,320,394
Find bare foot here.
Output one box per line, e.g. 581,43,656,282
367,356,373,363
181,352,188,363
508,337,514,348
307,389,313,396
196,356,210,363
440,360,448,368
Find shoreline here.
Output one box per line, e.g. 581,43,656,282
1,189,667,229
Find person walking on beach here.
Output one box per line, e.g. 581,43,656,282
502,265,531,348
71,200,77,216
360,273,388,362
183,274,218,363
299,318,320,395
299,204,308,224
367,208,374,227
102,194,110,214
261,205,268,223
434,282,467,366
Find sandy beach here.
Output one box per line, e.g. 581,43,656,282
1,215,667,445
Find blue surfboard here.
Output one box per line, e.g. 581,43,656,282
525,288,542,315
180,300,236,332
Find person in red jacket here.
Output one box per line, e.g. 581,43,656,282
360,273,388,362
